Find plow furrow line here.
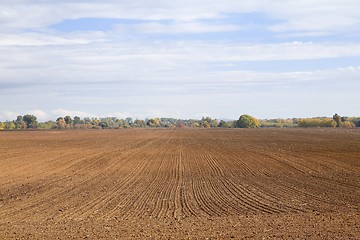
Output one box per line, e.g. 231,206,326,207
4,133,165,220
63,135,168,220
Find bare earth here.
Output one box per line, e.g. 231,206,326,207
0,128,359,239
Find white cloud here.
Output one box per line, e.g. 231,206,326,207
1,1,360,35
26,110,51,121
144,110,184,119
0,33,92,47
1,40,360,88
0,111,20,121
115,21,242,34
51,109,96,118
265,0,360,34
105,112,139,119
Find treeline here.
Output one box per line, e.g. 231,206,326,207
0,113,359,130
0,115,223,130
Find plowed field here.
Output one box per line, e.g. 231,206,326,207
0,129,359,239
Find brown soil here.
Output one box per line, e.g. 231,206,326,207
0,128,359,239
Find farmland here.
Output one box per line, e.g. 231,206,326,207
0,128,359,239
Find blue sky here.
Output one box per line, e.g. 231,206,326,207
1,0,360,121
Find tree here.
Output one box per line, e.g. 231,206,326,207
342,121,355,128
15,115,27,129
125,117,133,126
236,114,260,128
333,113,342,127
73,116,81,125
147,118,160,127
92,118,100,127
218,120,230,128
210,119,219,128
64,116,73,126
5,121,16,130
201,117,214,128
133,119,146,128
192,122,200,128
23,114,38,129
298,118,336,127
353,118,360,128
56,117,66,129
99,117,120,129
37,121,57,129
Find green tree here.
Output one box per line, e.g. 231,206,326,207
15,115,27,129
64,116,73,126
353,118,360,127
236,114,260,128
125,117,133,126
133,119,146,128
116,119,126,128
23,114,38,129
218,120,230,128
99,117,120,129
37,121,57,129
73,116,81,125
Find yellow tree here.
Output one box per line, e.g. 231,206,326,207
236,114,260,128
147,118,160,127
56,117,66,129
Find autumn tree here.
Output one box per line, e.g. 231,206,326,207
201,117,218,128
5,121,16,129
92,118,100,126
236,114,260,128
147,118,160,127
333,113,342,127
56,117,66,129
298,118,336,127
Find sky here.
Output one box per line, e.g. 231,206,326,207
1,0,360,121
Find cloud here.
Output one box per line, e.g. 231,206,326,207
143,110,184,119
26,110,51,121
0,33,92,47
105,112,139,119
0,111,21,121
1,1,360,35
51,109,96,118
1,40,360,91
265,0,360,34
115,21,242,34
